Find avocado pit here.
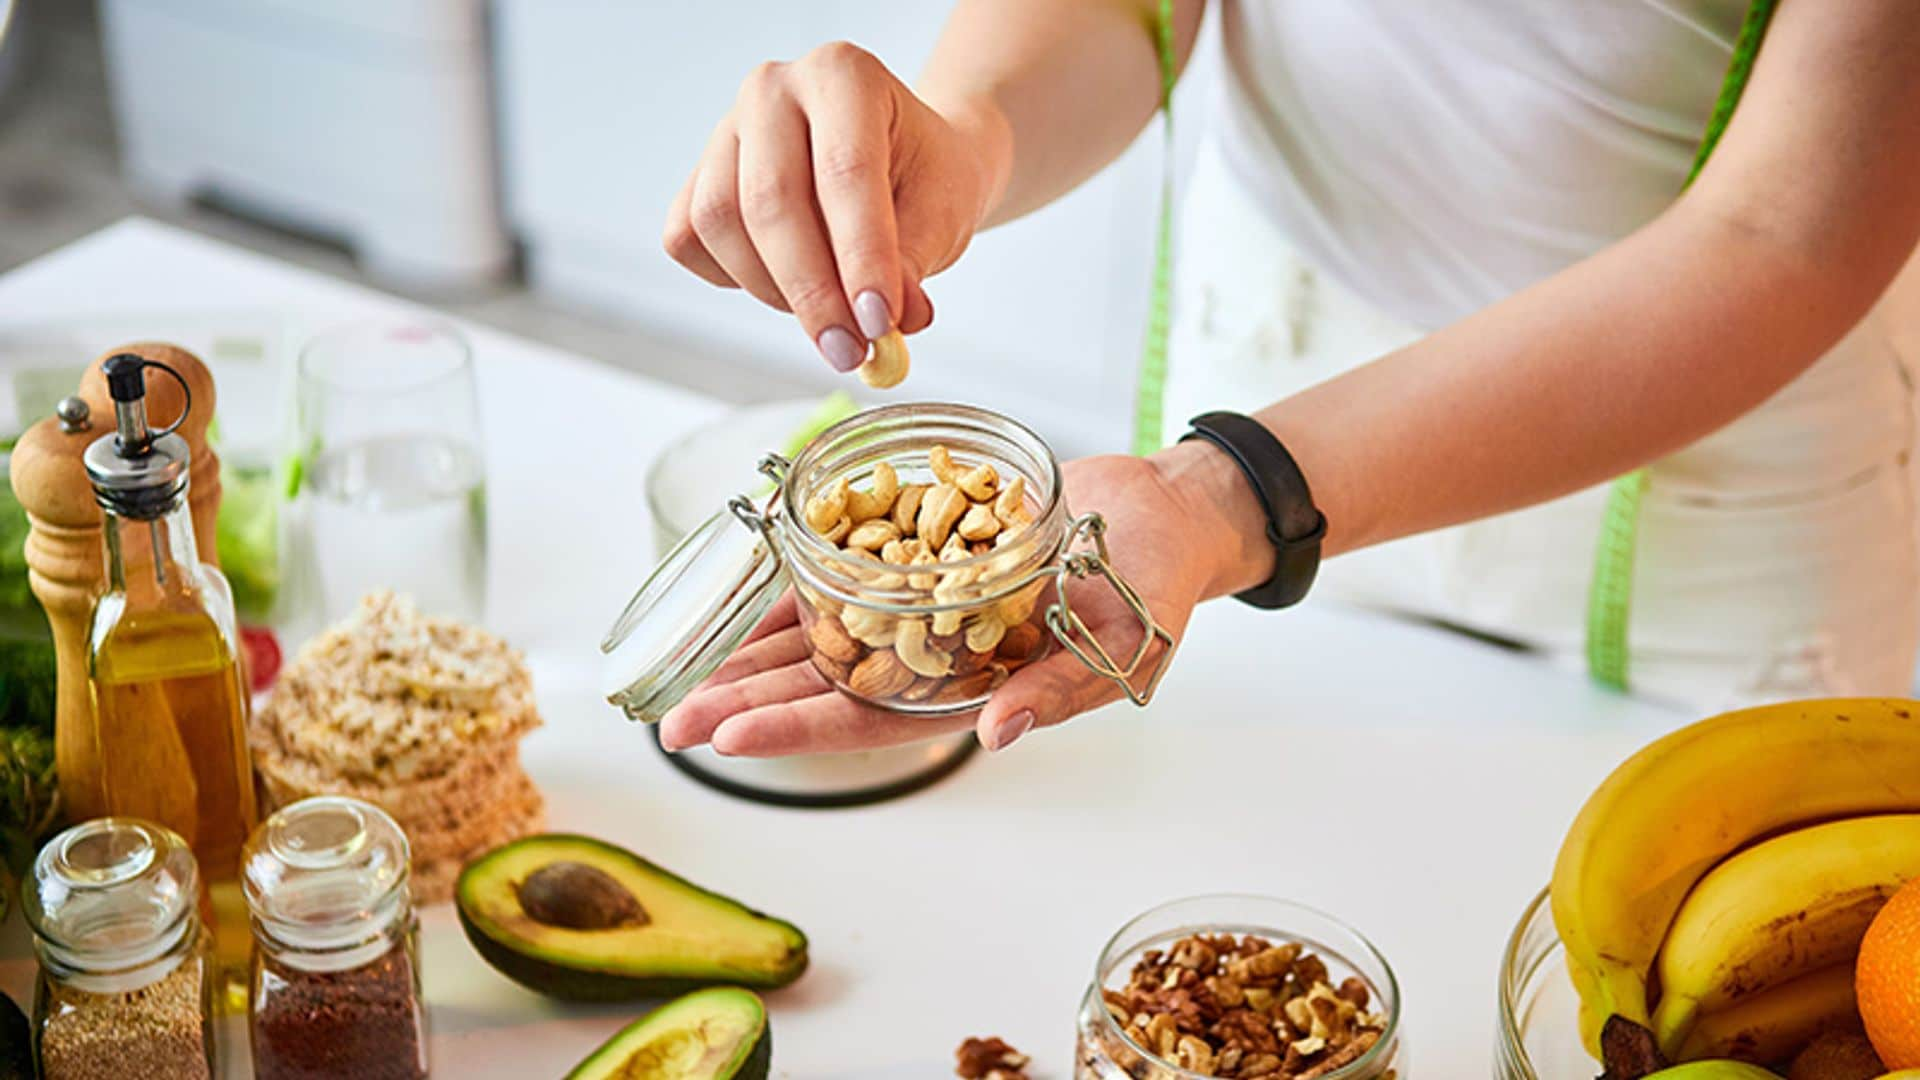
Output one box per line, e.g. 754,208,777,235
518,861,650,931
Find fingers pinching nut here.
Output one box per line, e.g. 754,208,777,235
857,330,910,389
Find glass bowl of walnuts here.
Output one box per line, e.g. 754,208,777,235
1076,895,1405,1080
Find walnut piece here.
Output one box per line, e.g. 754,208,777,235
955,1036,1031,1080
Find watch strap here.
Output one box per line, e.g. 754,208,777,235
1179,411,1324,609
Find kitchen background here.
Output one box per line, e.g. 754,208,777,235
0,0,1229,459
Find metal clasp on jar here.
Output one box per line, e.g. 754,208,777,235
1038,513,1175,706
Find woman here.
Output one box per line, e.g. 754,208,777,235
657,1,1920,755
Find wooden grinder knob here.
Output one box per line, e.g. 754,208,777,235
9,344,223,822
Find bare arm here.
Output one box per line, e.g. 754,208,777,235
920,0,1207,225
1162,0,1920,597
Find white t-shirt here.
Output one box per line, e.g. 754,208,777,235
1213,0,1748,330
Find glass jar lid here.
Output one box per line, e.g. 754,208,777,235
243,796,412,953
601,491,786,724
25,818,200,974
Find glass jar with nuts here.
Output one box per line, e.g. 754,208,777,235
1076,895,1405,1080
602,403,1172,724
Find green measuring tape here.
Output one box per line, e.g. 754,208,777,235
1132,0,1778,691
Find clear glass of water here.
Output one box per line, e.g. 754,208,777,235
289,320,487,627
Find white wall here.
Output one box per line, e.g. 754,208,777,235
493,1,1217,456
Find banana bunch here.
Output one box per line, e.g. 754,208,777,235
1552,698,1920,1069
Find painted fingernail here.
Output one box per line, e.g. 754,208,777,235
988,709,1035,752
853,290,892,340
817,326,866,372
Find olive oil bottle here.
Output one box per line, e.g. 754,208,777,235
83,354,258,1009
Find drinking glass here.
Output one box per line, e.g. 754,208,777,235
288,320,487,628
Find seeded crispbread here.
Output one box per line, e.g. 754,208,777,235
251,592,546,902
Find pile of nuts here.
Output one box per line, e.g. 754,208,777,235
1087,933,1393,1080
955,1036,1032,1080
797,446,1048,709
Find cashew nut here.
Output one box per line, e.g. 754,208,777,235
929,445,962,486
956,463,999,502
843,547,905,589
892,483,928,535
907,549,941,591
940,531,971,563
993,476,1029,528
997,579,1046,625
804,476,850,534
857,329,910,389
964,613,1007,654
821,515,852,545
845,462,899,523
893,618,953,678
846,518,901,551
916,483,968,550
840,606,897,649
957,503,1000,542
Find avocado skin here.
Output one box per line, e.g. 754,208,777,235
0,991,28,1080
456,834,808,1002
565,988,771,1080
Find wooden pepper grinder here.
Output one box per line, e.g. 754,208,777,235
8,343,222,823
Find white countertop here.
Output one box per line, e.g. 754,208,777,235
0,219,1685,1078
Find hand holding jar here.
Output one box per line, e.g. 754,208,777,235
653,437,1248,756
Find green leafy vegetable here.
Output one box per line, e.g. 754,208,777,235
216,459,281,620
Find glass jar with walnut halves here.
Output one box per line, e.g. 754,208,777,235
602,403,1174,722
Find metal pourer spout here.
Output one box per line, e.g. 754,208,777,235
102,353,159,457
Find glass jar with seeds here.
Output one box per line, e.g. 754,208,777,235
23,818,216,1080
242,795,428,1080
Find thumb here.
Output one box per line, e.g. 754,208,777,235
975,651,1108,752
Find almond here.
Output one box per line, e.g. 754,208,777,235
808,613,864,664
848,649,915,699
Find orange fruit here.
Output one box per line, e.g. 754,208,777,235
1860,875,1920,1067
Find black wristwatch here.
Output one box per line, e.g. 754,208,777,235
1179,411,1325,609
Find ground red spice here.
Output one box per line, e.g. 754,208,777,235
249,944,427,1080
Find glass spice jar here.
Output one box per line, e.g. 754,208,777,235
24,818,216,1080
603,402,1174,721
1075,895,1406,1080
242,796,428,1080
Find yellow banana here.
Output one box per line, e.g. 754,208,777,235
1651,813,1920,1056
1551,698,1920,1054
1673,963,1858,1065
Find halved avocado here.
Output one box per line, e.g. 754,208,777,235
456,834,808,1001
566,987,771,1080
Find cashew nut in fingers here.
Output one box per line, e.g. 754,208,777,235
845,461,899,523
846,518,902,551
892,483,928,534
917,483,969,550
957,503,1001,542
857,329,911,389
893,618,953,678
965,612,1008,654
956,463,999,502
804,476,851,534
